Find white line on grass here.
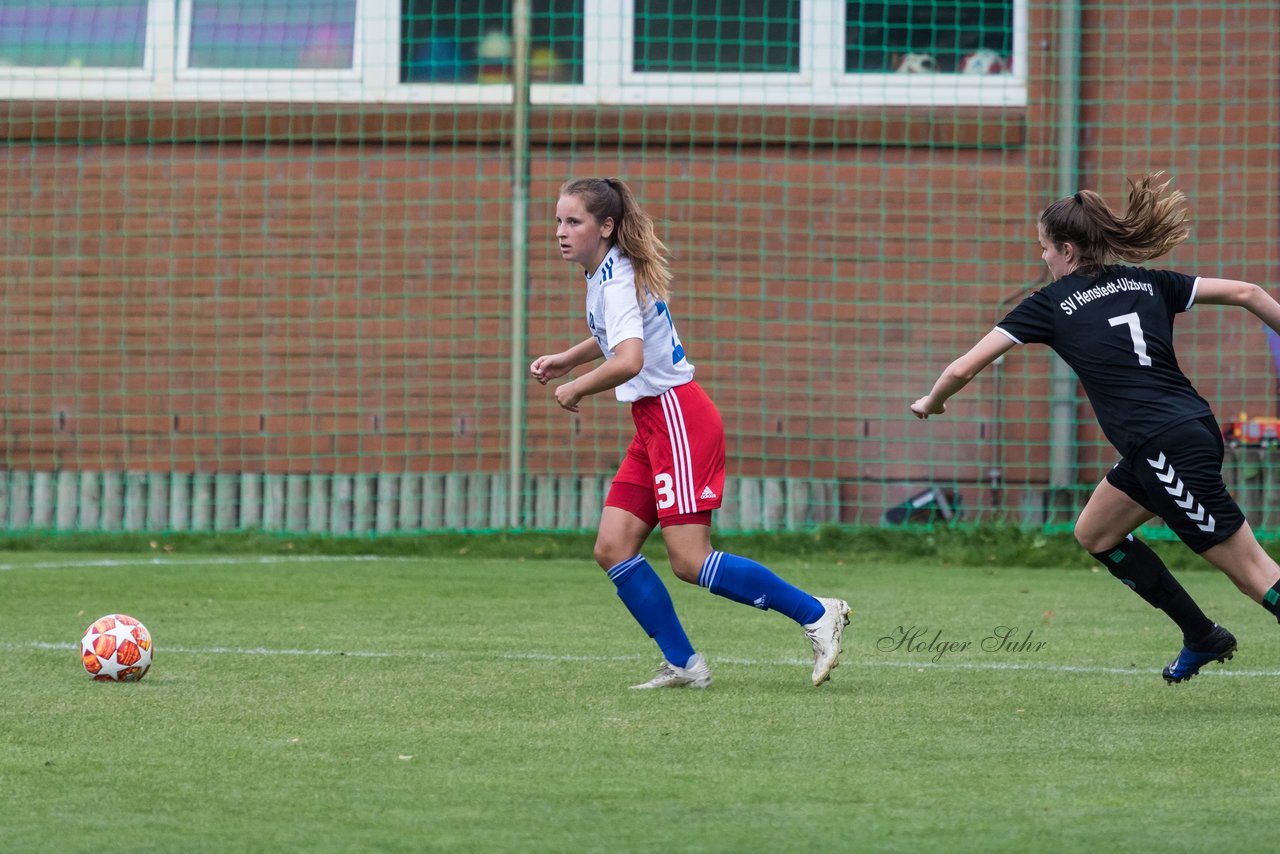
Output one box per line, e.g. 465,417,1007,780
506,650,1280,679
26,641,392,658
0,555,415,572
862,658,1268,677
18,641,1280,678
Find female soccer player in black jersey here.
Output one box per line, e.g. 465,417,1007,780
912,173,1280,683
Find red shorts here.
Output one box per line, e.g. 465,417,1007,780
605,381,726,528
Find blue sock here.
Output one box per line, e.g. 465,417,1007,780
698,551,825,625
608,555,697,668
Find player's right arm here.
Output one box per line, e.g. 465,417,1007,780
1195,278,1280,337
530,337,603,384
911,329,1018,419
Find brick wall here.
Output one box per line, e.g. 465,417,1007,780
1,1,1276,525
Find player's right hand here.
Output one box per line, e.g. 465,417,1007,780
910,397,945,419
530,354,567,384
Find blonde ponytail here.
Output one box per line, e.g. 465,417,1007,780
560,177,673,305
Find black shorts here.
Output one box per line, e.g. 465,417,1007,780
1106,415,1245,553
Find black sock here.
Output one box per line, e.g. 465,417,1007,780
1091,536,1215,644
1263,581,1280,623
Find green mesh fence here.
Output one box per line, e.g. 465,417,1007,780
0,1,1277,536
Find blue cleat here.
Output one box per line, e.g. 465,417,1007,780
1162,624,1236,684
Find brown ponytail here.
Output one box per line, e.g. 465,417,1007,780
1040,172,1191,269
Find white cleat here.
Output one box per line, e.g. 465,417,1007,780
804,598,850,687
630,653,713,689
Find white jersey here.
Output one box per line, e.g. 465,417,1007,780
584,246,695,402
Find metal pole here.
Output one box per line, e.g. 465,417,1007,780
1048,0,1081,508
508,0,532,529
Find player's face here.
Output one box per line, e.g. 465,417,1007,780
1038,222,1077,279
555,194,614,273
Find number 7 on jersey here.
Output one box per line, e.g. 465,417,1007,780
1108,312,1152,366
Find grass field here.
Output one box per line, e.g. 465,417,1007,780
3,547,1278,852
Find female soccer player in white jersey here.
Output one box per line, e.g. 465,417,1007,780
912,173,1280,683
531,177,849,689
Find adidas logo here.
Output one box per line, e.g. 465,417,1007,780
700,486,717,500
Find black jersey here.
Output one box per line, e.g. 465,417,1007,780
996,265,1213,457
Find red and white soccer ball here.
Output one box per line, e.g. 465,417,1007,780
81,614,153,682
960,49,1011,74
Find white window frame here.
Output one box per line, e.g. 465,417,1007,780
609,0,816,105
831,0,1029,107
0,0,170,101
0,0,1026,107
170,0,366,100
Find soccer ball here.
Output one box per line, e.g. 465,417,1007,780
895,52,938,73
960,49,1011,74
80,614,153,682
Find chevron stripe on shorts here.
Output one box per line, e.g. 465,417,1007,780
1145,451,1216,534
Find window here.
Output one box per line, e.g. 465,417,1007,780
634,0,800,74
0,0,148,69
846,1,1013,74
401,0,583,84
187,0,358,70
613,0,1021,106
0,0,1024,106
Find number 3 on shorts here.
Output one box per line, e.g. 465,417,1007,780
654,473,676,510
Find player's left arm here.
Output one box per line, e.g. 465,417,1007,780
553,337,644,412
911,329,1018,419
1195,277,1280,337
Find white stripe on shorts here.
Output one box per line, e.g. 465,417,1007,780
659,389,698,514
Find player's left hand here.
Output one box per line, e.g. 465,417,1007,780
555,382,582,413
